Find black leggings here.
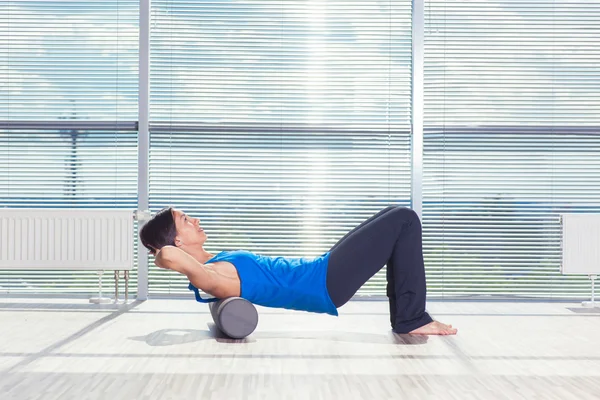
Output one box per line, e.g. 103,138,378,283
325,206,433,333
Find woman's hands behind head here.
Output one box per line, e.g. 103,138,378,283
154,245,206,276
154,245,186,272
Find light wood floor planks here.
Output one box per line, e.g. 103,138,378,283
0,298,599,400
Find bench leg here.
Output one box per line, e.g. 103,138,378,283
89,270,111,304
124,271,129,302
99,270,104,299
114,270,119,303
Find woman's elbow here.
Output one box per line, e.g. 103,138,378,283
187,270,219,294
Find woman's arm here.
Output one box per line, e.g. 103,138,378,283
154,246,219,295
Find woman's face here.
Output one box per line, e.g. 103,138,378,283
171,209,207,248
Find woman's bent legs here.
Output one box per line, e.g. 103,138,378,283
325,206,433,333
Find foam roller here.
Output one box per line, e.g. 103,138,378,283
208,297,258,339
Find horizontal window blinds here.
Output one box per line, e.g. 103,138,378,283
423,0,600,298
0,1,139,295
149,1,413,296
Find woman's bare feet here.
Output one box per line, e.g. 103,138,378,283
409,321,457,335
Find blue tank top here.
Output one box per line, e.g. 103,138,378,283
188,250,338,316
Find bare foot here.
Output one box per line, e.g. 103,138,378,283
409,321,457,336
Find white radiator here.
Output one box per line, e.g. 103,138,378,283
0,209,134,271
561,213,600,275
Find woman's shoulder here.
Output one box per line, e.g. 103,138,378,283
211,249,257,259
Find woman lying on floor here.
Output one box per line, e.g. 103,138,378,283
139,206,457,335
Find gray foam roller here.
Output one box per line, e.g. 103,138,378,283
208,297,258,339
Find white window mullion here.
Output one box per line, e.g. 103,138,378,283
137,0,151,301
411,0,425,218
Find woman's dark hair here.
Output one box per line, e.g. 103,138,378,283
139,207,178,255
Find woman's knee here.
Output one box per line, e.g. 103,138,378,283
378,205,397,214
387,206,421,226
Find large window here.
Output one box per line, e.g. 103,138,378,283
148,0,414,295
2,0,599,299
0,1,139,294
423,0,600,298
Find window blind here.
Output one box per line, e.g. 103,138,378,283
423,0,600,298
0,1,139,295
148,0,413,296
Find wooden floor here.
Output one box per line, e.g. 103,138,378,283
0,298,599,400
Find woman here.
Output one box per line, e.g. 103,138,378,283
140,205,457,335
